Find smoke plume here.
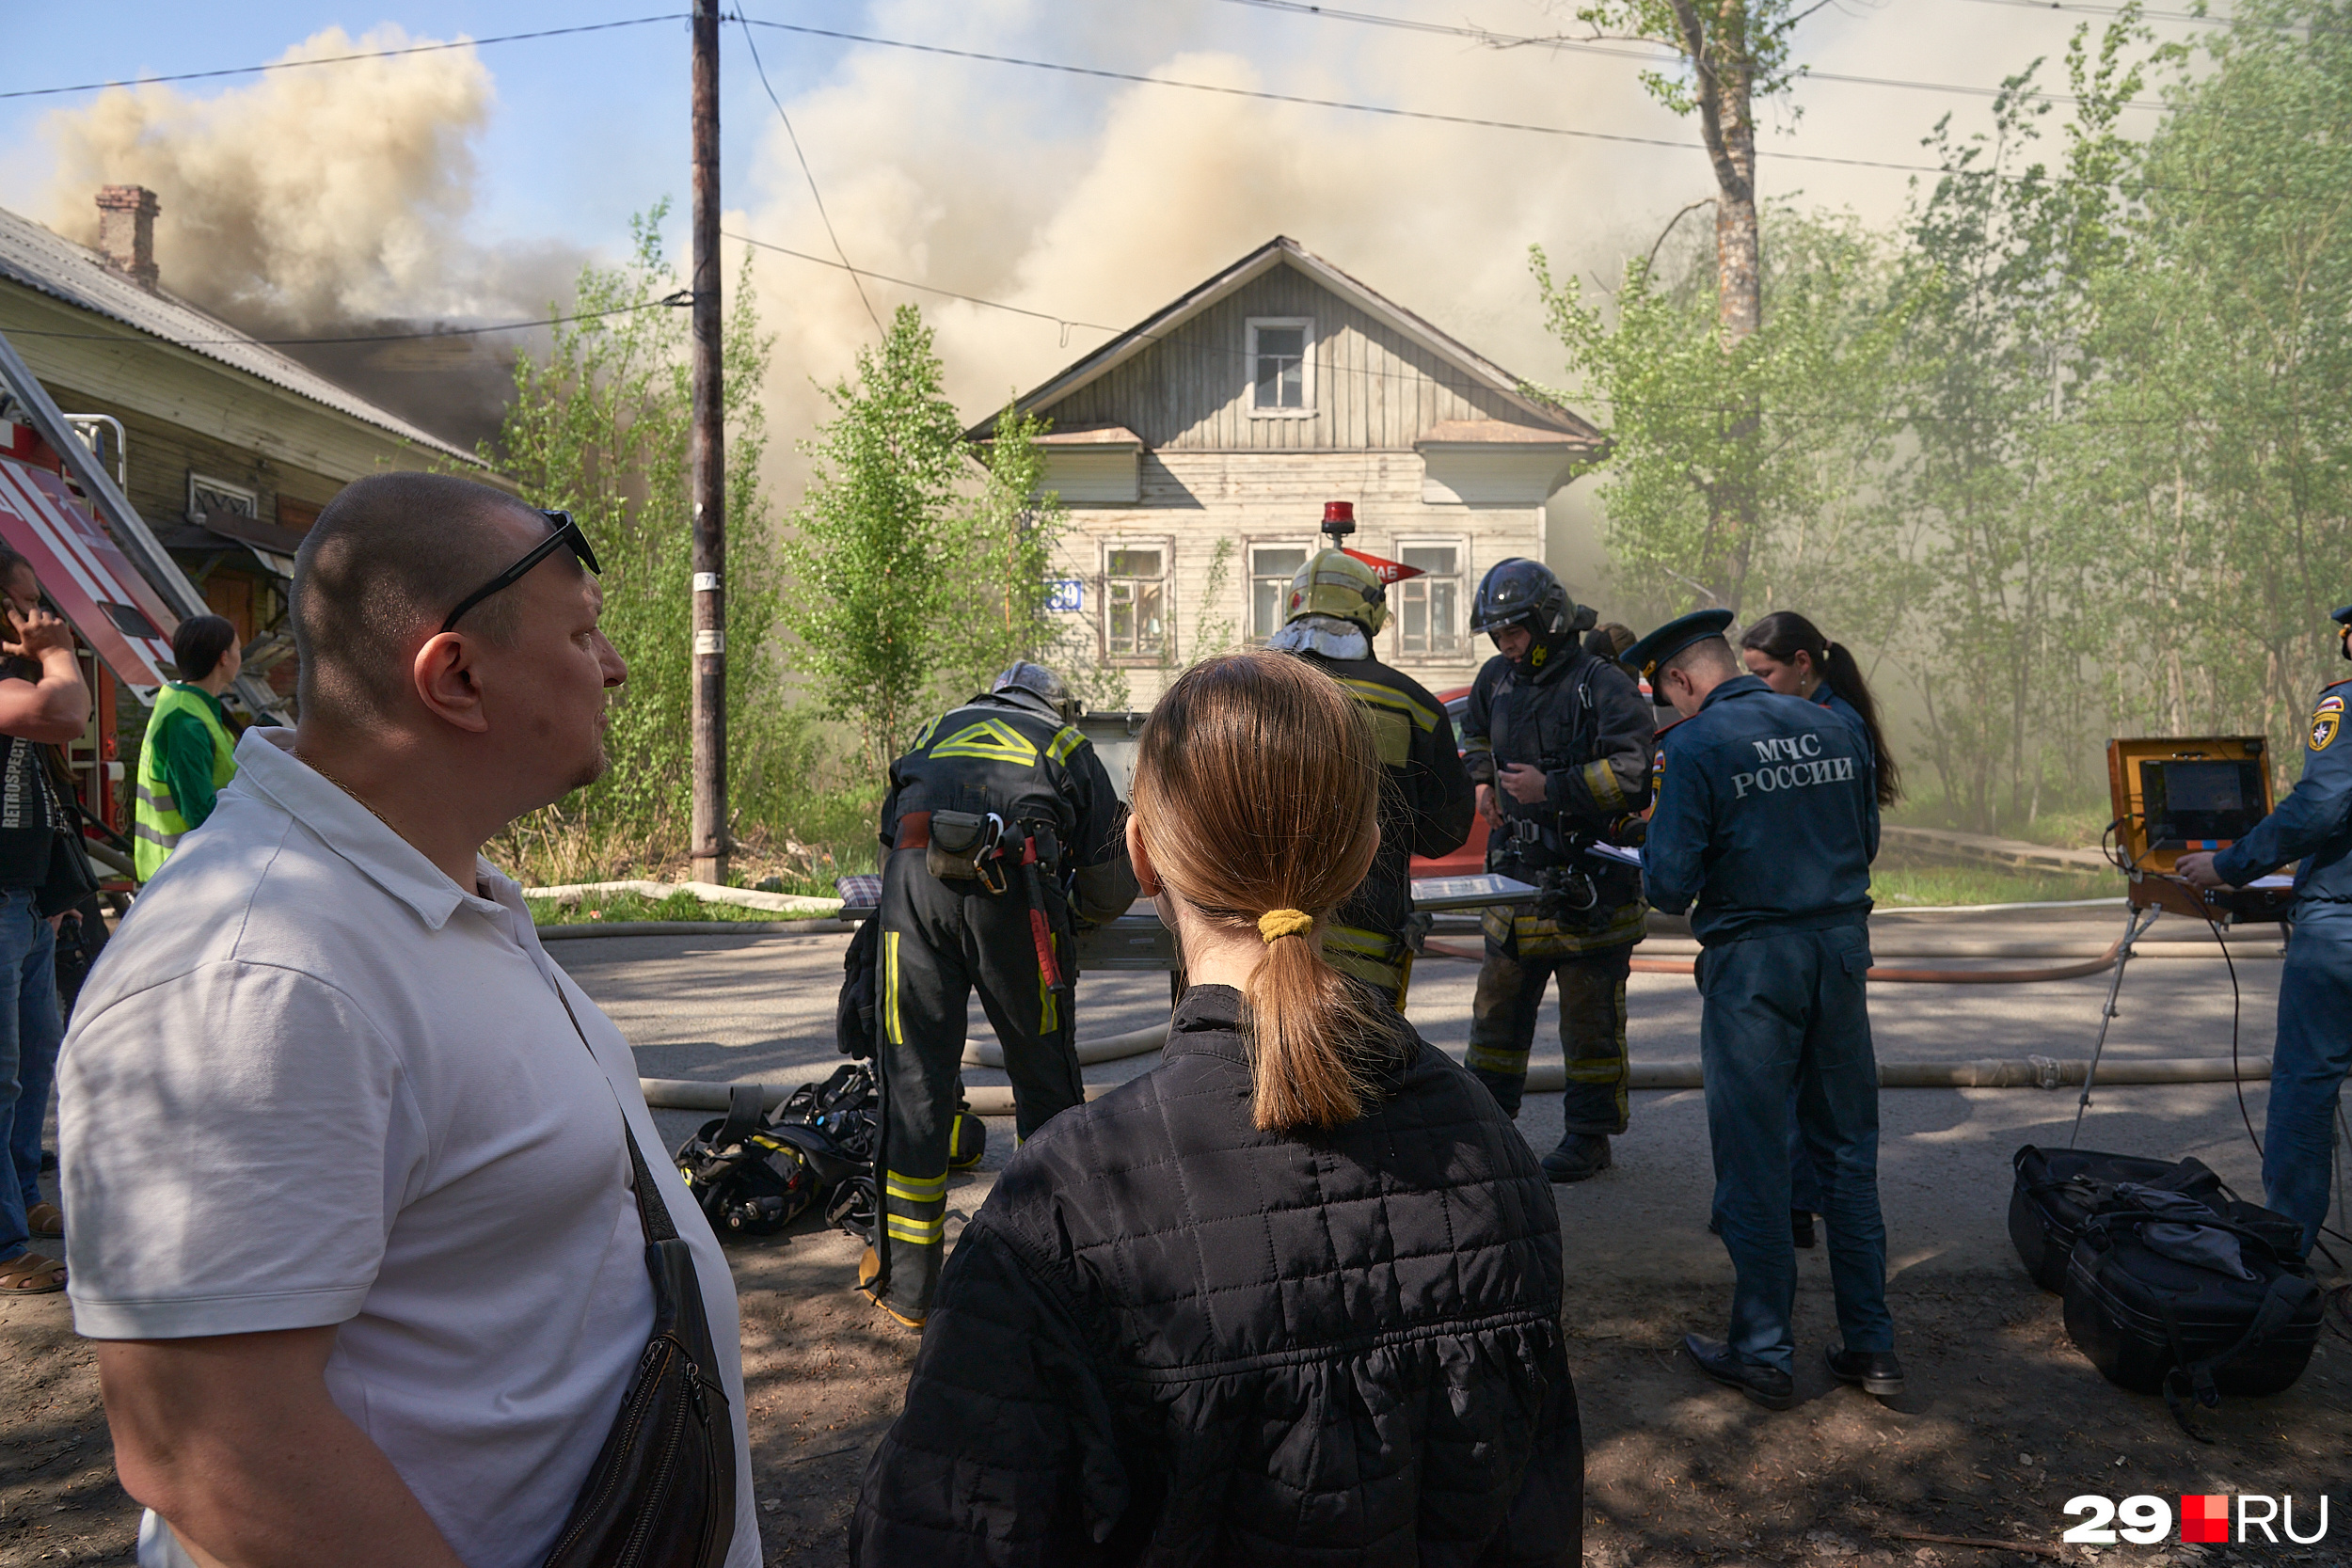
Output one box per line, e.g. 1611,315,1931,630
32,25,580,450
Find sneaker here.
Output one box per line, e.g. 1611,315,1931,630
1541,1133,1613,1183
1684,1335,1795,1409
1825,1345,1904,1397
1791,1209,1817,1249
855,1247,926,1333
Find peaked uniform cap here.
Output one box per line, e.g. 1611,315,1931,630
1625,609,1736,705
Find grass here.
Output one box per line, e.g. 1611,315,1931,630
525,890,811,927
1870,863,2120,908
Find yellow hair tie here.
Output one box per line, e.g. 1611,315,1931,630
1257,909,1314,944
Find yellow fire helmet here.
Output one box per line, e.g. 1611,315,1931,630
1283,547,1388,636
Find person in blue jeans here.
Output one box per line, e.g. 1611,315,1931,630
1739,610,1905,1246
0,546,89,1295
1629,608,1900,1410
2181,602,2352,1258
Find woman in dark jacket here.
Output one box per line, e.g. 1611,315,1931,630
852,650,1580,1567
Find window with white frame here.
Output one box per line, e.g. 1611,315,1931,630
1247,318,1312,415
1393,541,1467,659
1103,542,1172,661
188,472,259,523
1248,542,1311,641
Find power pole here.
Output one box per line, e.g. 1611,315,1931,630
689,0,728,885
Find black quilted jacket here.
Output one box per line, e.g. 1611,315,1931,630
850,985,1580,1566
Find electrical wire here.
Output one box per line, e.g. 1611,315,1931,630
733,15,1966,182
1211,0,2171,112
0,293,690,346
734,15,882,337
2208,915,2263,1157
0,15,689,102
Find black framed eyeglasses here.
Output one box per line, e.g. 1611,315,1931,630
440,510,602,633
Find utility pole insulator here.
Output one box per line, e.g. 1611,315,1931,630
689,0,728,887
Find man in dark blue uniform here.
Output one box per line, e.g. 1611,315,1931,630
2179,603,2352,1257
1629,610,1900,1408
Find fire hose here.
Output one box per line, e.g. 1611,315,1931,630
633,918,2286,1117
1420,935,2140,983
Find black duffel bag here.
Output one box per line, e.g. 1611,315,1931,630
2061,1188,2322,1440
2010,1145,2226,1292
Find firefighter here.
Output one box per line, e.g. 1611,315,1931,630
1266,548,1474,1008
861,662,1136,1329
1459,559,1655,1181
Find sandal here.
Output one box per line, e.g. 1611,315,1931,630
0,1251,65,1294
26,1202,61,1238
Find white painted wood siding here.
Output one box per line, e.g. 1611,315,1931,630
1044,261,1565,451
1051,451,1547,705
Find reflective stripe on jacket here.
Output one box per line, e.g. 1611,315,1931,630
134,685,236,880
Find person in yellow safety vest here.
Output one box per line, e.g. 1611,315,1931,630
134,615,242,881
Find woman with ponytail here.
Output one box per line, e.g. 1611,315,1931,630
1740,610,1902,808
855,651,1581,1567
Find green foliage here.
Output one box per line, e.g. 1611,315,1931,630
779,304,968,774
2076,0,2352,783
1531,208,1908,620
1570,0,1809,114
1889,14,2169,826
1195,537,1238,657
486,206,780,876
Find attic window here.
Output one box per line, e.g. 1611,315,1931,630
1248,318,1312,415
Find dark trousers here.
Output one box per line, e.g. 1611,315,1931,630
2267,904,2352,1254
1697,926,1892,1374
1465,941,1631,1132
872,848,1083,1319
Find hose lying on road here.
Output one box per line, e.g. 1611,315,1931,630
642,1053,2271,1118
1423,935,2149,984
963,1023,1168,1069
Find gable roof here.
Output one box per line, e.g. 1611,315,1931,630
0,204,481,466
972,235,1600,446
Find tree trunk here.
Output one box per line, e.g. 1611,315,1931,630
1666,0,1762,609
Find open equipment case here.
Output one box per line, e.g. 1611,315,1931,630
2072,736,2295,1144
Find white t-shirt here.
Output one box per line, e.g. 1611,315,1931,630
60,729,758,1568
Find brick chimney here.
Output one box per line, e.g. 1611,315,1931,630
94,185,160,292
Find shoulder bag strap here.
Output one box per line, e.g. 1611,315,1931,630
548,977,679,1246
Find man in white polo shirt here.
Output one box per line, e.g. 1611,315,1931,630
58,473,757,1568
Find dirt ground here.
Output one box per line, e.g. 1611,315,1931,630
8,1212,2344,1568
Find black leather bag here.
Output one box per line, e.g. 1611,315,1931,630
2061,1196,2321,1441
2009,1146,2225,1292
544,994,736,1568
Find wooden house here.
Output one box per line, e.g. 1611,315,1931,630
0,186,494,691
980,236,1604,703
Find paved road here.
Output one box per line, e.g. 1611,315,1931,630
553,905,2329,1290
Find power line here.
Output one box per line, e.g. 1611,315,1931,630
3,293,689,346
0,15,689,102
735,15,882,337
1214,0,2170,111
1948,0,2238,24
736,16,1969,181
727,230,2259,432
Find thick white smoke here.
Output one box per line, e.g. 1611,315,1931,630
28,25,581,447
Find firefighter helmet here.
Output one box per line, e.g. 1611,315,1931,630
1470,558,1590,639
991,660,1081,723
1283,548,1388,637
